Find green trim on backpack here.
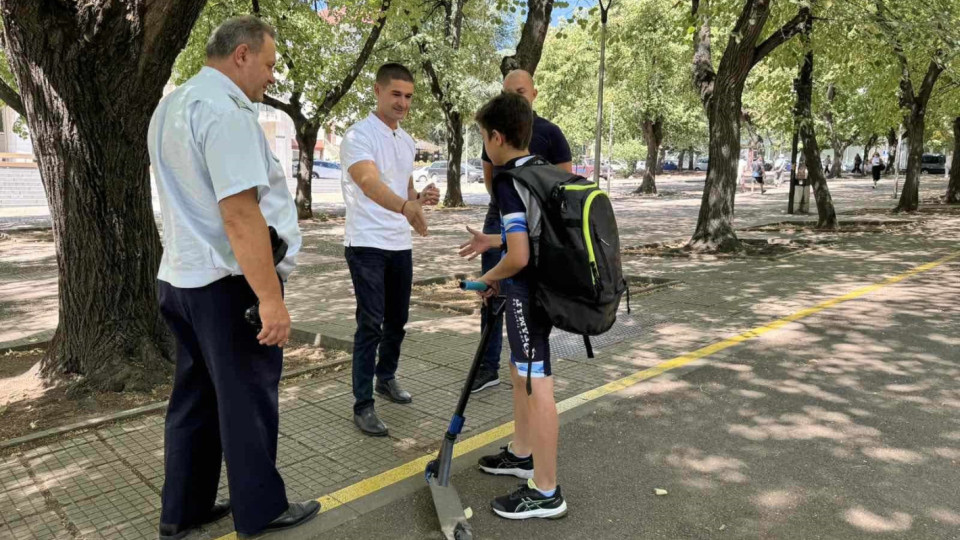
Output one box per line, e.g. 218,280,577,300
582,190,609,285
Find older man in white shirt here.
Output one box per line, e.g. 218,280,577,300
341,63,439,436
148,16,318,539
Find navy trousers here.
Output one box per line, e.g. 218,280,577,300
158,276,288,535
345,246,412,414
480,203,505,371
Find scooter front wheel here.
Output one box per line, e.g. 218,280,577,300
454,522,472,540
425,459,439,481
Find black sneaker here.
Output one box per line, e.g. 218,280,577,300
478,445,533,479
492,482,567,520
470,368,500,393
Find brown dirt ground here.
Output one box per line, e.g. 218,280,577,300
0,342,347,443
741,220,916,234
623,238,810,259
409,282,480,315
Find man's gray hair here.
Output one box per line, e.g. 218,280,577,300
205,16,276,59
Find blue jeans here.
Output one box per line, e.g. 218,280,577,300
480,203,504,371
345,246,413,414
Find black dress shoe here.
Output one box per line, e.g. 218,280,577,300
375,378,412,404
354,406,389,436
238,500,321,538
159,499,231,540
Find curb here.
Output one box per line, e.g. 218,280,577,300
1,330,54,353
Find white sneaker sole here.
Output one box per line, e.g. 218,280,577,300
493,500,567,520
470,378,501,393
478,465,534,479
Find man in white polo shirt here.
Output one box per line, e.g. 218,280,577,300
148,16,318,539
341,63,440,436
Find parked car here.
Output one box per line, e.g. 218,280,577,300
920,153,946,174
662,161,679,171
694,157,709,171
412,160,481,183
293,159,341,180
574,163,610,179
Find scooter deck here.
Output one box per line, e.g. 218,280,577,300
427,476,472,540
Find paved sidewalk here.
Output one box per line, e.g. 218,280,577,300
1,175,956,539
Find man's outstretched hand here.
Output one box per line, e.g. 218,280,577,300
419,183,441,206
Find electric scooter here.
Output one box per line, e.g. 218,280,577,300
424,280,505,540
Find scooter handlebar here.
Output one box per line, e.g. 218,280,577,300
459,280,488,292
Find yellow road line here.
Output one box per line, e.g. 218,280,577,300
215,250,960,540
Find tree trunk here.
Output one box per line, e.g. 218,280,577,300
885,128,898,176
896,59,943,212
795,48,837,229
946,117,960,204
657,146,667,174
687,1,810,252
742,111,765,163
896,116,926,212
688,147,694,170
293,122,319,220
500,0,555,76
1,0,207,393
677,149,686,171
861,133,878,175
444,111,464,206
830,143,848,179
688,86,744,252
636,118,662,194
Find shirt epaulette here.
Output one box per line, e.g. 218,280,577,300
229,94,255,114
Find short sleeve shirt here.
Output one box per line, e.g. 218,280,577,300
148,67,302,288
493,155,541,285
340,113,416,250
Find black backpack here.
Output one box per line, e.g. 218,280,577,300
499,157,629,358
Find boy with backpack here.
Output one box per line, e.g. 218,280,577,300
472,92,568,520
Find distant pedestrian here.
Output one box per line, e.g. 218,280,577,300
773,154,786,187
752,157,766,194
871,152,884,188
853,153,863,174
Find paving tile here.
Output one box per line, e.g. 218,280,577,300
27,440,121,494
64,482,159,538
0,455,36,494
281,403,368,453
43,459,145,507
277,434,319,469
99,419,165,485
325,437,416,476
97,514,157,540
21,432,103,461
2,511,71,540
403,387,461,419
281,454,361,500
291,378,354,404
0,480,47,525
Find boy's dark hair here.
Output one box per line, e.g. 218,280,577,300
474,92,533,151
376,63,415,86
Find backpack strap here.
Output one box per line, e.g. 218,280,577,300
583,335,595,359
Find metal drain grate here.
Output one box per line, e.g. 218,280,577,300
548,309,671,359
